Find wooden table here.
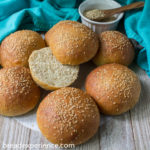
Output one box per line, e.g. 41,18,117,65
0,64,150,150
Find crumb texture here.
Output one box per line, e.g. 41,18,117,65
29,47,79,89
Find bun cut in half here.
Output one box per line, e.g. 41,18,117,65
0,67,40,116
28,47,79,90
37,87,100,145
45,20,99,65
93,31,135,66
0,30,45,68
85,64,141,115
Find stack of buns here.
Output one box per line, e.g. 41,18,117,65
0,21,141,146
0,30,45,117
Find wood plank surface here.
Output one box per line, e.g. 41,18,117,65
0,65,150,150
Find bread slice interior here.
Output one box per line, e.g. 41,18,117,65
28,47,79,90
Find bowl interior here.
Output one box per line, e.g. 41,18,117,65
79,0,124,24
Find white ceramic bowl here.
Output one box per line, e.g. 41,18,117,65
79,0,124,34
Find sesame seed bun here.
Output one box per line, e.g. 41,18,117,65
28,47,79,90
45,20,99,65
93,31,135,66
0,67,40,116
0,30,45,68
37,87,100,145
85,64,141,115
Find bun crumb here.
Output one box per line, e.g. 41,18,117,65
29,47,79,90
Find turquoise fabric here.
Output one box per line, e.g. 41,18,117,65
0,0,83,42
116,0,150,76
0,0,150,76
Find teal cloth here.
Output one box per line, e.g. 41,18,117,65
0,0,150,76
116,0,150,76
0,0,83,42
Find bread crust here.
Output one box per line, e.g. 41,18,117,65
45,20,99,65
0,30,45,68
93,31,135,66
85,64,141,115
37,87,100,145
0,67,40,116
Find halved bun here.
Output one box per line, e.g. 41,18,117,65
28,47,79,90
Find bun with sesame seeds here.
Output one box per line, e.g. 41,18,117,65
28,47,79,90
85,63,141,115
45,20,99,65
93,31,135,66
37,87,100,145
0,30,45,68
0,67,40,116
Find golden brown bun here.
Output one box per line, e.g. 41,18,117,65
37,87,100,145
45,20,99,65
85,64,141,115
0,30,45,68
93,31,135,66
0,67,40,116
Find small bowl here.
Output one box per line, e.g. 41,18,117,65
79,0,124,34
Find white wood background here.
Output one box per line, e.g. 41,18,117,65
0,63,150,150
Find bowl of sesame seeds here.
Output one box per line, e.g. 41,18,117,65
79,0,124,34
